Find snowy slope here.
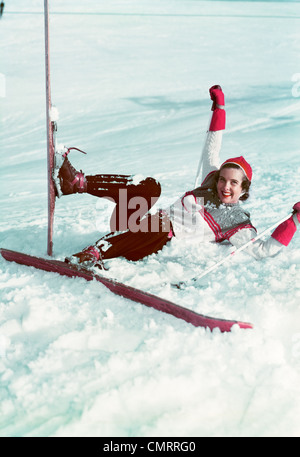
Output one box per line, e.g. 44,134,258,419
0,0,300,437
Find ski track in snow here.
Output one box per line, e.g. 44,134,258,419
1,0,300,437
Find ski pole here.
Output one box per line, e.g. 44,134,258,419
174,212,293,288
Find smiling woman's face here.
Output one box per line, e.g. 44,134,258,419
217,167,245,204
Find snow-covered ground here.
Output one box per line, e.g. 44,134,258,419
1,0,300,437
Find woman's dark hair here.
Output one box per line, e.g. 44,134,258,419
214,163,251,201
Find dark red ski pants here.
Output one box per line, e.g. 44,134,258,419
85,174,172,261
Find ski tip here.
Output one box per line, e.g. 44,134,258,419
211,320,253,333
237,321,253,330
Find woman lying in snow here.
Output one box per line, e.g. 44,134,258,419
56,85,300,269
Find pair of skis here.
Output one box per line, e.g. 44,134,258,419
0,249,253,333
0,1,253,333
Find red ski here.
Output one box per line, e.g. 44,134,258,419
0,248,253,333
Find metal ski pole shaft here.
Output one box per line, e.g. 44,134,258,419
177,212,293,288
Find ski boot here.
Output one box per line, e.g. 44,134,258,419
53,146,87,197
65,245,107,270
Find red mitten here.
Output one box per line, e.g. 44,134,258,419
209,85,226,131
293,202,300,222
209,85,225,108
271,203,300,246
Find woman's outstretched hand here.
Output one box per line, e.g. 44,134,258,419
209,85,225,110
208,85,226,131
293,202,300,222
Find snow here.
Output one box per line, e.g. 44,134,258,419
1,0,300,437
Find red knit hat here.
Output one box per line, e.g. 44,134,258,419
220,156,253,182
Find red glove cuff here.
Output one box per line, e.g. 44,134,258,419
271,216,297,247
209,108,226,131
